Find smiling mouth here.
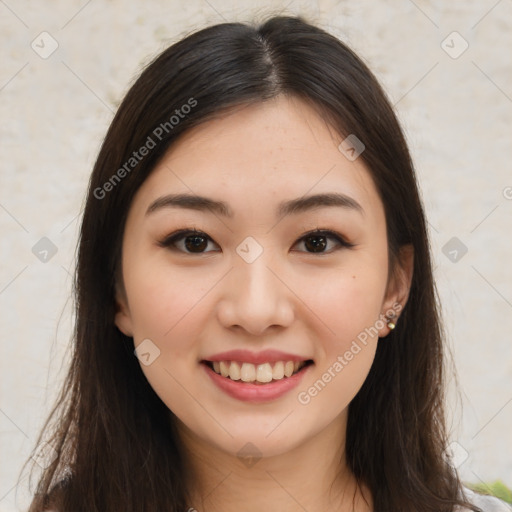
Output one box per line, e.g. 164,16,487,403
202,360,314,384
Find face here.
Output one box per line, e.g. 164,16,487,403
115,95,411,460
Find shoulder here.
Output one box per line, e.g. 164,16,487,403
458,487,512,512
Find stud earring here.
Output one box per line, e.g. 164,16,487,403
386,311,397,330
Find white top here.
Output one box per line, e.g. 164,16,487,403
460,487,512,511
45,486,512,511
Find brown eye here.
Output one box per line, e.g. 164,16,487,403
159,230,220,254
184,234,208,252
303,234,328,253
293,230,354,254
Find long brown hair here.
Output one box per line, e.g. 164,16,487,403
23,15,481,512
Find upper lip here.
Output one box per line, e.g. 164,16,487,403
203,349,312,365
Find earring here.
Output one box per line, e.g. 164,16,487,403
386,312,397,330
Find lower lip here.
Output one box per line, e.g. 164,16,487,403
202,363,312,403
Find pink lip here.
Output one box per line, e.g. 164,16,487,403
204,349,309,365
202,362,312,403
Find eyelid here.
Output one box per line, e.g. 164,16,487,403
293,228,355,251
157,228,219,251
158,228,355,253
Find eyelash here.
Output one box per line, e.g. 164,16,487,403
158,228,355,255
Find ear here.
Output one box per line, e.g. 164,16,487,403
379,244,414,337
114,280,134,337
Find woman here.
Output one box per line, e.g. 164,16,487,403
24,15,510,512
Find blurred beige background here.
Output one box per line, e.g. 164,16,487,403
1,0,511,510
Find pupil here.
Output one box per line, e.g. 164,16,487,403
185,235,207,252
305,235,326,252
182,234,328,253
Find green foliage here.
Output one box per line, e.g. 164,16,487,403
466,480,512,504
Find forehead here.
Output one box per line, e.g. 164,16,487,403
133,95,384,223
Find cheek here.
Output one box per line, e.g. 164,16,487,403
294,261,387,345
122,257,221,411
124,258,218,344
294,271,382,414
123,262,217,422
291,258,386,411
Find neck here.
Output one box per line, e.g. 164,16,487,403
177,414,372,512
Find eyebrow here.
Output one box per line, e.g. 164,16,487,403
145,192,363,218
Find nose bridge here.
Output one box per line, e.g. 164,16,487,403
219,250,294,334
239,255,277,303
234,233,277,290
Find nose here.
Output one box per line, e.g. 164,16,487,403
216,256,295,336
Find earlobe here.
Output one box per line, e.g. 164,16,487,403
115,308,133,337
379,244,414,337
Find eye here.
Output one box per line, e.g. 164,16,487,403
292,229,354,254
158,229,220,254
159,228,353,255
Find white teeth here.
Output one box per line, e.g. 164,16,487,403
229,361,241,380
272,361,284,379
256,363,273,383
220,361,230,377
210,360,309,383
241,362,256,382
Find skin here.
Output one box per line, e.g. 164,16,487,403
115,95,413,512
